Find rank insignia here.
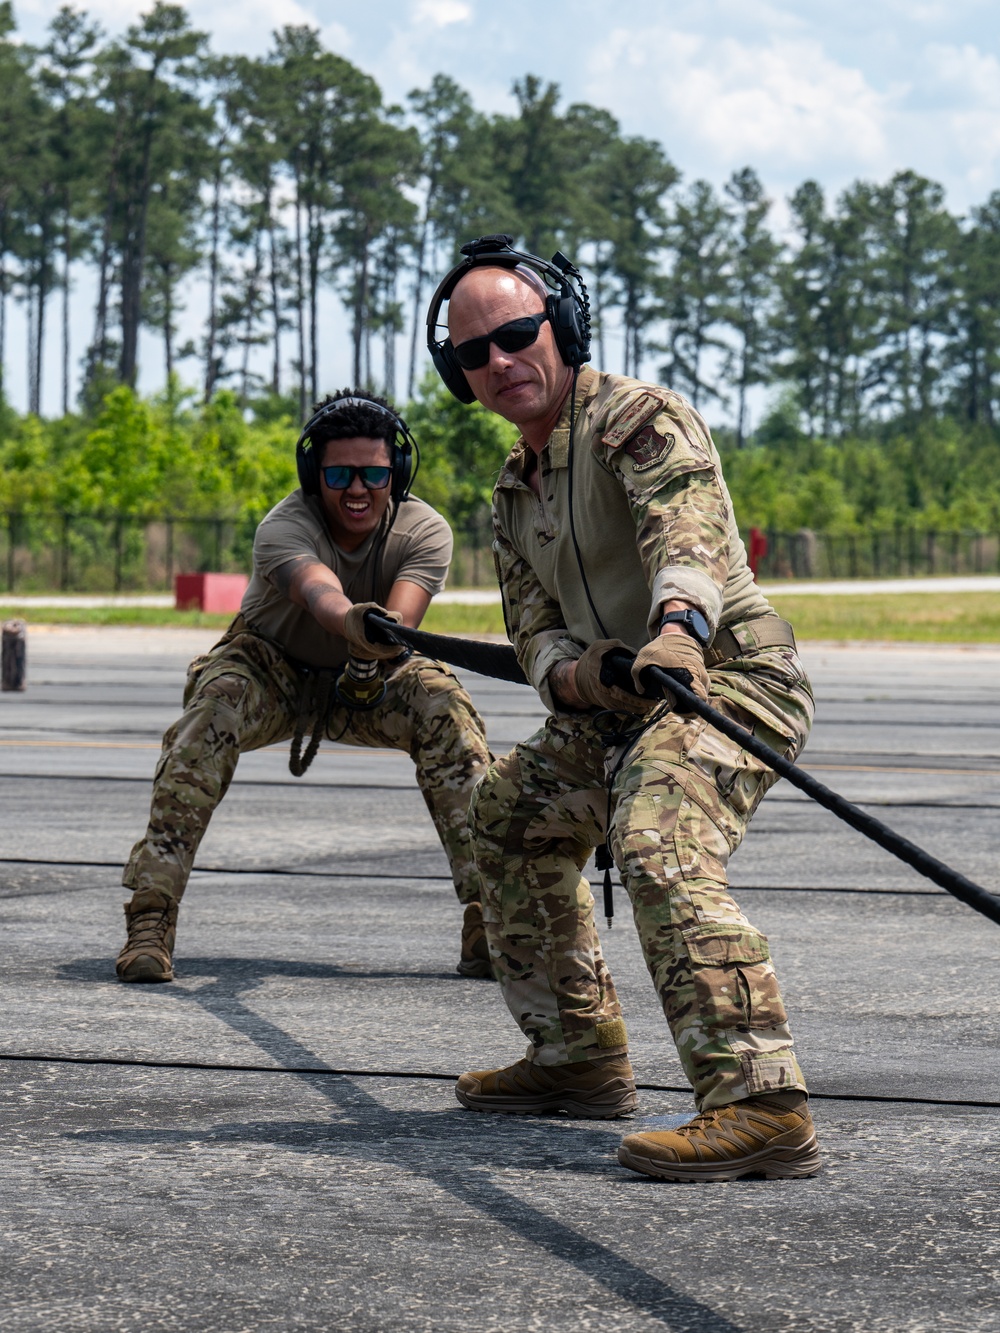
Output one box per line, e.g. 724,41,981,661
601,392,663,448
625,426,674,471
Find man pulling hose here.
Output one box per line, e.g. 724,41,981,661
427,236,820,1183
116,390,493,984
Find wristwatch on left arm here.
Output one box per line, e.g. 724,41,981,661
659,607,711,647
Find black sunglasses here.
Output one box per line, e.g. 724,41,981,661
453,311,549,370
321,464,392,491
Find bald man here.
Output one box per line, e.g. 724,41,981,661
432,238,820,1183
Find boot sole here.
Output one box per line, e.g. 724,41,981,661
116,955,174,983
456,959,494,979
618,1132,822,1182
456,1080,638,1120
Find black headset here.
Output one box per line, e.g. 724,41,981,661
295,396,418,505
426,234,591,403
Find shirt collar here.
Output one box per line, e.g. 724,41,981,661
497,365,600,484
544,365,599,469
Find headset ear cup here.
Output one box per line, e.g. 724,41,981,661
549,292,589,367
392,441,412,504
296,439,319,496
432,342,477,405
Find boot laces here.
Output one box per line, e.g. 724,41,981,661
128,904,172,949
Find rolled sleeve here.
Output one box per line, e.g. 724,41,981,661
493,527,581,714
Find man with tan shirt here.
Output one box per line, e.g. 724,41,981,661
116,389,492,984
426,235,820,1182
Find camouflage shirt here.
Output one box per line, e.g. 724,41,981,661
492,365,774,710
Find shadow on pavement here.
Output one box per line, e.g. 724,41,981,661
60,956,738,1332
58,956,466,985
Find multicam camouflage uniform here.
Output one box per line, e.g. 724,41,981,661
124,621,490,907
473,365,814,1111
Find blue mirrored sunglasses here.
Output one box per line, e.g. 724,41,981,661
321,464,393,491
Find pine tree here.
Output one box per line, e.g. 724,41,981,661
722,167,779,447
660,179,731,407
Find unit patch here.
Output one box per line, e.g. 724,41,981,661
601,392,663,448
625,425,674,471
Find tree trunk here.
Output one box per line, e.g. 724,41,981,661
353,227,371,387
240,229,262,405
90,117,124,380
593,242,606,369
265,188,281,396
61,209,71,415
27,286,37,414
736,330,749,449
203,144,224,402
163,266,174,383
293,179,306,418
119,61,161,388
406,189,435,399
35,263,47,415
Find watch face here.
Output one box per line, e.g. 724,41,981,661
663,609,710,645
689,610,710,645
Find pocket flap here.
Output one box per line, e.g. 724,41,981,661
683,924,771,966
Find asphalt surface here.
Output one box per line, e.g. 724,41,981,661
2,627,999,1331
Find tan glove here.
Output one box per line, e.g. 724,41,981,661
573,639,657,715
341,602,405,661
631,632,710,704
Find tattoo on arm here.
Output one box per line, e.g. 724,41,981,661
270,555,316,599
303,582,339,616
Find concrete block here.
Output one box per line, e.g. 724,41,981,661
175,573,248,614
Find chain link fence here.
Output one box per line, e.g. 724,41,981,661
1,513,255,594
2,511,998,594
752,528,1000,581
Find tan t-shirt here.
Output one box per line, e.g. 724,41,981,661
241,490,453,668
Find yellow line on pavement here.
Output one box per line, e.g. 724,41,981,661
0,740,995,777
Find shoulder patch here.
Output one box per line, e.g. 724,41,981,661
601,392,663,449
625,425,675,471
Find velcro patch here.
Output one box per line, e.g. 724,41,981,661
625,425,674,471
601,392,663,448
596,1018,628,1050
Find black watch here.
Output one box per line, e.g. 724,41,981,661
659,608,711,647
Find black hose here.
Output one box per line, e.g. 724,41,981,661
609,652,1000,929
362,613,1000,928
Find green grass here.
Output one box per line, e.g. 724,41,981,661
0,605,236,629
1,590,998,642
421,601,506,636
768,591,1000,643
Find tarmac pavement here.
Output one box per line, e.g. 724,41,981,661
2,626,999,1331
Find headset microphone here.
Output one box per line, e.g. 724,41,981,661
426,234,592,403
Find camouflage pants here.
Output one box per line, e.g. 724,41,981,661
124,630,491,905
470,645,815,1110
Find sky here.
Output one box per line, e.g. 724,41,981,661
8,0,1000,414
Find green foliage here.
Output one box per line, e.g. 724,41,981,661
405,371,519,535
720,398,1000,532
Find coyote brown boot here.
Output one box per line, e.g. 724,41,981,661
116,888,178,983
618,1091,821,1182
456,1053,638,1119
456,901,492,979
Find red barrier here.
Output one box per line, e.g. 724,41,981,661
748,527,769,578
175,573,248,613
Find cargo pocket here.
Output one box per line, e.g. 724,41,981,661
198,673,249,710
683,923,788,1031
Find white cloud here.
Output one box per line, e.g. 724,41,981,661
412,0,472,26
922,42,1000,105
588,28,891,175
